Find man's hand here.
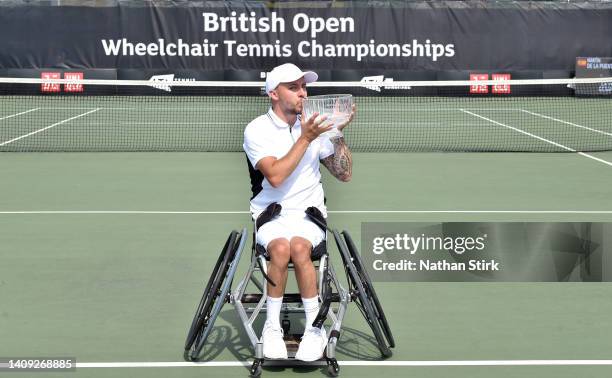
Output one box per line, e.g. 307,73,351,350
337,104,356,132
300,112,334,142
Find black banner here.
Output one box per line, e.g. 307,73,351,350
1,3,611,75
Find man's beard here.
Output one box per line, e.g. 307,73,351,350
294,100,304,114
288,102,302,115
280,99,302,116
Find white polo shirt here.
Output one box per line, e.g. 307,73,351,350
243,108,334,219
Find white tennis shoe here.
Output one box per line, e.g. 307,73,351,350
262,321,288,359
295,326,327,362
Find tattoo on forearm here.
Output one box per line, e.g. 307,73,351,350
322,137,352,181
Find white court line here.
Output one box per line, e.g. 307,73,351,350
0,211,249,214
0,108,39,121
1,210,612,214
36,107,525,112
430,108,525,112
86,122,245,125
357,108,525,112
0,109,100,146
51,107,138,110
332,210,612,214
460,109,612,168
80,122,479,126
520,109,612,137
28,107,252,111
350,122,482,126
74,360,612,368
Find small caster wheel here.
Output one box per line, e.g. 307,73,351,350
250,358,263,377
326,358,339,377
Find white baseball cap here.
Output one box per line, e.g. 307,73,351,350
265,63,318,94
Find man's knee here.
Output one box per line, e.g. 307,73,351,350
290,237,312,265
267,238,291,265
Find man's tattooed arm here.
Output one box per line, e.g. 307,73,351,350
321,137,352,182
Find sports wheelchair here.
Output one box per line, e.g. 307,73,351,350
183,208,394,377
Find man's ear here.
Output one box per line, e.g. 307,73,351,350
268,90,279,101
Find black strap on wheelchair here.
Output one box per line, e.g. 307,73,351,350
305,206,334,329
255,202,282,231
254,203,282,287
305,206,329,232
257,258,276,287
253,232,276,287
312,263,332,328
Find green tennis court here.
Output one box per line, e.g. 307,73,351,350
1,146,612,377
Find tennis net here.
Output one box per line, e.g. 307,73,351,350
1,76,611,152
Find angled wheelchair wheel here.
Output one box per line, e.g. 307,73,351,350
184,230,244,361
342,231,395,349
333,230,392,358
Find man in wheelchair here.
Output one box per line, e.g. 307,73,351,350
243,63,354,361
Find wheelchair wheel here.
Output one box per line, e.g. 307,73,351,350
333,230,392,358
342,231,395,348
184,230,244,360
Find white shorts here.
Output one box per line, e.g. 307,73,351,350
256,212,325,250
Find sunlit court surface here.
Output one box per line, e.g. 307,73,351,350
2,1,612,378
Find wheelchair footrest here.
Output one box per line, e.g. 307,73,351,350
241,293,340,303
262,357,327,366
284,334,302,357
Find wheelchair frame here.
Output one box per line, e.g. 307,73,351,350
184,225,394,377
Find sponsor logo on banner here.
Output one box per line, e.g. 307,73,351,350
360,75,411,92
469,74,488,94
41,72,61,93
148,74,195,92
64,72,84,93
599,82,612,94
491,73,511,94
577,58,588,67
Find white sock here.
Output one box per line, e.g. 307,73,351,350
266,296,283,329
302,296,320,331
